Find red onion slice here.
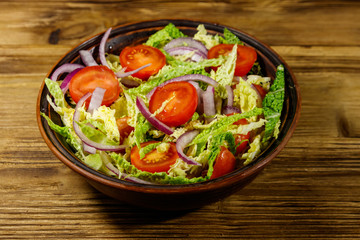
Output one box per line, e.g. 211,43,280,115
83,142,96,154
166,46,207,62
116,63,151,78
79,50,98,66
87,87,106,114
189,81,204,114
225,85,234,107
73,93,128,152
164,37,208,56
135,97,174,135
176,130,201,166
146,74,218,99
202,86,216,122
99,28,112,68
222,106,241,115
60,68,82,94
51,63,84,81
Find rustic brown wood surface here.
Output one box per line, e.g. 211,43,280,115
0,0,359,239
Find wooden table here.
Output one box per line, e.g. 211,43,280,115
1,0,359,239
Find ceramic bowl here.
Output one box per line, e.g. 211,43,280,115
37,19,301,211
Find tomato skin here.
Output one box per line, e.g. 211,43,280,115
210,146,236,180
208,44,257,76
119,45,166,80
227,115,250,155
130,141,178,173
116,117,134,144
69,66,120,106
253,84,267,99
149,81,198,127
234,132,250,155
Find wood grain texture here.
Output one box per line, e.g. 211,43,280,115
0,0,360,239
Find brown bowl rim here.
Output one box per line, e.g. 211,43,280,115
37,19,301,194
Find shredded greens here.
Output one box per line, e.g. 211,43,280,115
41,23,285,185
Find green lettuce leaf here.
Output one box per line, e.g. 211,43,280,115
233,77,262,118
76,121,119,146
125,55,224,97
40,112,83,159
110,152,207,184
262,64,285,144
85,153,103,170
242,134,262,165
84,105,120,142
139,142,161,159
193,24,221,49
133,114,152,148
191,107,263,145
44,78,67,108
213,44,237,99
110,94,128,119
206,132,236,178
220,28,244,45
145,23,186,48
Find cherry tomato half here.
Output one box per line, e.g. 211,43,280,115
116,117,134,144
227,115,250,155
253,84,267,99
69,66,120,106
130,141,178,173
234,133,250,155
149,81,198,127
210,146,236,180
208,44,257,76
119,45,166,80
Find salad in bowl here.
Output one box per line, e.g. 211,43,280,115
40,22,285,186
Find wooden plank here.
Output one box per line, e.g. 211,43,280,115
0,0,360,239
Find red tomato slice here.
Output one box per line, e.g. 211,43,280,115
69,66,120,106
234,132,250,155
253,84,267,99
149,81,198,127
208,44,257,76
210,146,236,180
116,117,134,144
119,45,166,80
227,114,250,155
130,141,178,173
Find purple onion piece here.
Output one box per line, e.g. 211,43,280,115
73,93,128,152
51,63,84,81
146,74,218,99
176,130,201,166
189,81,204,114
202,85,216,122
79,50,98,66
116,63,151,78
83,143,96,154
87,87,106,114
225,85,234,107
222,106,241,115
99,28,112,68
166,46,207,62
164,37,208,56
60,68,82,94
135,97,174,135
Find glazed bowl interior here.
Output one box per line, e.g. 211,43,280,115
37,19,300,209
